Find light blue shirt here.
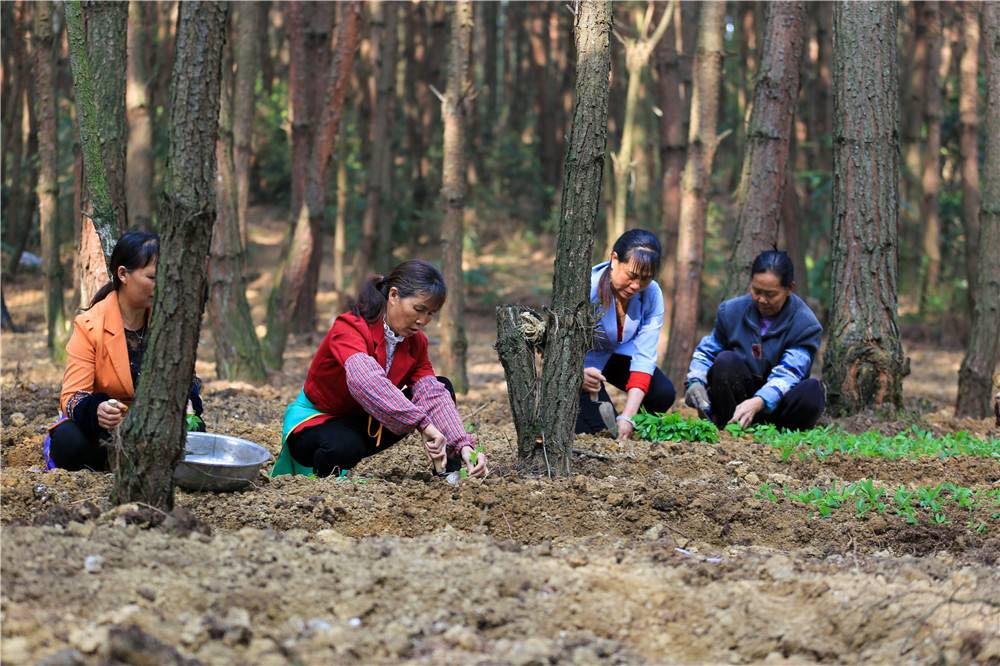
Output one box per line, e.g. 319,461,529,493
585,261,664,376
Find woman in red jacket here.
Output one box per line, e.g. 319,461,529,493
272,260,488,479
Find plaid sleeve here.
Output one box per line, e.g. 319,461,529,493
343,353,431,435
411,375,475,458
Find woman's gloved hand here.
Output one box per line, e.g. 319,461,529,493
684,382,711,415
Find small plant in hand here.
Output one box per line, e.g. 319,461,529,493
725,424,999,462
754,479,998,532
459,445,484,480
632,409,719,444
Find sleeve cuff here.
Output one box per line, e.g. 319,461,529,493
625,371,652,394
754,387,781,413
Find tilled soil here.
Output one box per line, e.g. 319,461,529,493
3,251,1000,664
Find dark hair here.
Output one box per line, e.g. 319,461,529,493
352,260,447,323
87,230,160,308
599,229,662,308
750,250,795,287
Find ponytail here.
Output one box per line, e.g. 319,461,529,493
352,274,391,321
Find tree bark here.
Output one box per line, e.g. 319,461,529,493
918,1,944,313
115,1,228,510
723,2,805,299
609,1,676,253
34,0,68,361
333,155,348,294
482,0,498,131
527,2,558,190
3,1,34,279
208,16,267,384
664,0,726,388
264,2,361,369
959,2,981,315
65,0,126,264
437,0,473,394
956,3,1000,418
126,0,154,229
232,2,259,250
822,1,907,416
901,2,927,288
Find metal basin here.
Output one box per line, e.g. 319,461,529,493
174,432,272,492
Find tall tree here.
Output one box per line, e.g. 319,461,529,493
663,0,726,387
65,0,127,303
527,3,559,189
918,1,944,313
264,2,361,369
34,0,68,361
496,0,611,475
126,0,154,229
956,3,1000,419
608,0,675,252
437,0,473,393
723,2,805,298
232,2,259,249
822,1,906,415
114,1,228,509
354,0,399,286
207,15,267,384
3,1,36,279
959,2,981,315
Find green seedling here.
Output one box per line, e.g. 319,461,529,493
755,483,778,502
458,445,485,480
632,409,719,444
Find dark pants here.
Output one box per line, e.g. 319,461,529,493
575,353,676,434
48,420,110,471
287,376,462,477
706,350,825,430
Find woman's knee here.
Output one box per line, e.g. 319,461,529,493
435,376,457,403
644,374,676,412
49,422,97,471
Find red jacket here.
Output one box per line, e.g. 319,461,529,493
303,312,436,418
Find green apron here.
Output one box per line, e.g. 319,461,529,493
270,388,323,477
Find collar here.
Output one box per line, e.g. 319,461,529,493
383,318,406,344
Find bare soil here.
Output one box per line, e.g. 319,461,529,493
2,210,999,665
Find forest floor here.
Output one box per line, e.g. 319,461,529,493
2,208,999,665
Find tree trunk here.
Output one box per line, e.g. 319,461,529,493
822,1,906,416
654,0,695,361
1,288,14,332
959,2,981,315
664,0,726,388
956,3,1000,419
65,0,126,263
264,2,361,370
208,16,266,384
482,0,498,131
333,155,348,294
4,2,31,279
901,2,927,289
918,1,944,313
34,0,68,361
354,0,399,289
114,1,228,510
126,0,154,229
609,1,676,253
257,2,273,97
723,2,805,299
232,2,259,250
497,0,611,475
781,148,809,301
437,0,473,394
527,3,558,190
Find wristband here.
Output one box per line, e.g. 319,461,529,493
615,415,634,424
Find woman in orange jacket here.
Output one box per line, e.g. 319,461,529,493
46,231,203,470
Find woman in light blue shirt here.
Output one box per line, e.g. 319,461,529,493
578,229,676,440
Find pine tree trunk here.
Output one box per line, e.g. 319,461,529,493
114,1,228,510
482,0,498,131
126,0,154,229
959,2,981,315
1,288,14,332
285,1,310,223
437,0,473,394
232,2,259,250
65,0,126,263
536,0,613,475
781,151,809,300
956,3,1000,419
724,1,805,299
822,1,907,416
208,18,266,384
527,3,558,190
664,0,726,388
333,155,348,294
264,2,360,370
918,1,944,313
901,3,927,289
34,0,68,362
257,2,273,97
373,1,399,276
4,2,29,279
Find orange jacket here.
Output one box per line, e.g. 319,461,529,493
60,291,143,415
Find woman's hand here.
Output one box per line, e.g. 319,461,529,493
729,396,764,429
420,423,447,472
97,399,126,430
616,416,634,441
581,367,606,395
461,445,488,478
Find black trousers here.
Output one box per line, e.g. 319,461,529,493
706,350,825,430
575,353,676,434
287,376,462,477
49,420,110,471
